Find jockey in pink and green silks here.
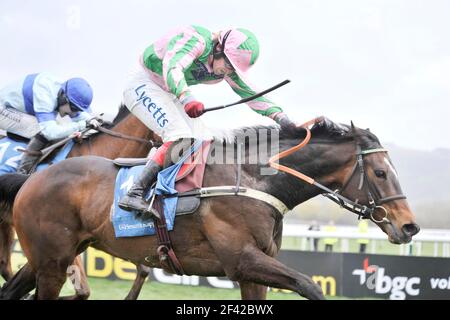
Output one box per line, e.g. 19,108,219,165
119,25,299,217
141,25,295,126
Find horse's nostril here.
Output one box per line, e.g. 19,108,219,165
402,223,420,237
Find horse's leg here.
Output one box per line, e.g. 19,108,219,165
0,263,36,300
35,251,79,300
124,264,151,300
3,256,90,301
35,266,67,300
71,255,90,299
57,255,90,300
233,246,325,300
24,232,78,300
0,222,14,281
239,281,267,300
201,206,323,300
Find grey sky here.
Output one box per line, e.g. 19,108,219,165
1,0,449,150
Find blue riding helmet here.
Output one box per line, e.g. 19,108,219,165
61,78,93,112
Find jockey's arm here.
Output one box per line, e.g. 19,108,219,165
69,111,91,122
162,34,206,106
31,76,85,140
38,117,86,141
224,73,287,123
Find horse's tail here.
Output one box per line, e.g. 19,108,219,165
0,173,29,222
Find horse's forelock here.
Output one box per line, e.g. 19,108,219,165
309,118,382,148
352,126,382,149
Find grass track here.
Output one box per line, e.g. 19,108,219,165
1,277,360,300
59,277,306,300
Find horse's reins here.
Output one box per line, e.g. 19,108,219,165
268,119,406,223
95,126,157,147
86,114,156,146
29,125,156,158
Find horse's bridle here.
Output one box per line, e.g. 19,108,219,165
268,119,407,223
321,144,406,223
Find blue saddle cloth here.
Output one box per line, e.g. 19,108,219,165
112,139,203,238
0,136,74,174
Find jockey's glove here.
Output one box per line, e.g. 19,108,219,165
184,101,205,118
86,118,102,129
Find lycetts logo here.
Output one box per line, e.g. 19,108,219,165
134,84,168,128
352,257,421,300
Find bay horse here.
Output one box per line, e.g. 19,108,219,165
0,105,159,299
0,118,419,299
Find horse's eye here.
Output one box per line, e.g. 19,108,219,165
374,169,387,179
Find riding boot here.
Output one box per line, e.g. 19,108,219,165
17,134,49,174
118,160,162,219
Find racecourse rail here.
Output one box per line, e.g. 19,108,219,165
283,224,450,257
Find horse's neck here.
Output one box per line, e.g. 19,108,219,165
253,140,355,209
69,114,153,159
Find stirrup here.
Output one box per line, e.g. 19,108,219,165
144,193,161,220
142,207,161,221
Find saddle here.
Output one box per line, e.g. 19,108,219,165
4,129,102,173
0,132,75,174
6,131,30,143
113,140,212,216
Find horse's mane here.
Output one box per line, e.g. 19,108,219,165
226,117,348,142
223,117,380,149
112,104,131,124
102,104,131,129
308,118,350,140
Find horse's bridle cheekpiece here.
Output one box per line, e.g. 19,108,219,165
269,118,407,224
322,144,406,223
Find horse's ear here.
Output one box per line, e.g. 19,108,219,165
366,128,371,132
350,121,359,141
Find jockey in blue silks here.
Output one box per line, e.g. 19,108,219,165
0,72,95,174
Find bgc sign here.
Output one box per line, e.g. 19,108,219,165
344,255,450,300
351,257,420,299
